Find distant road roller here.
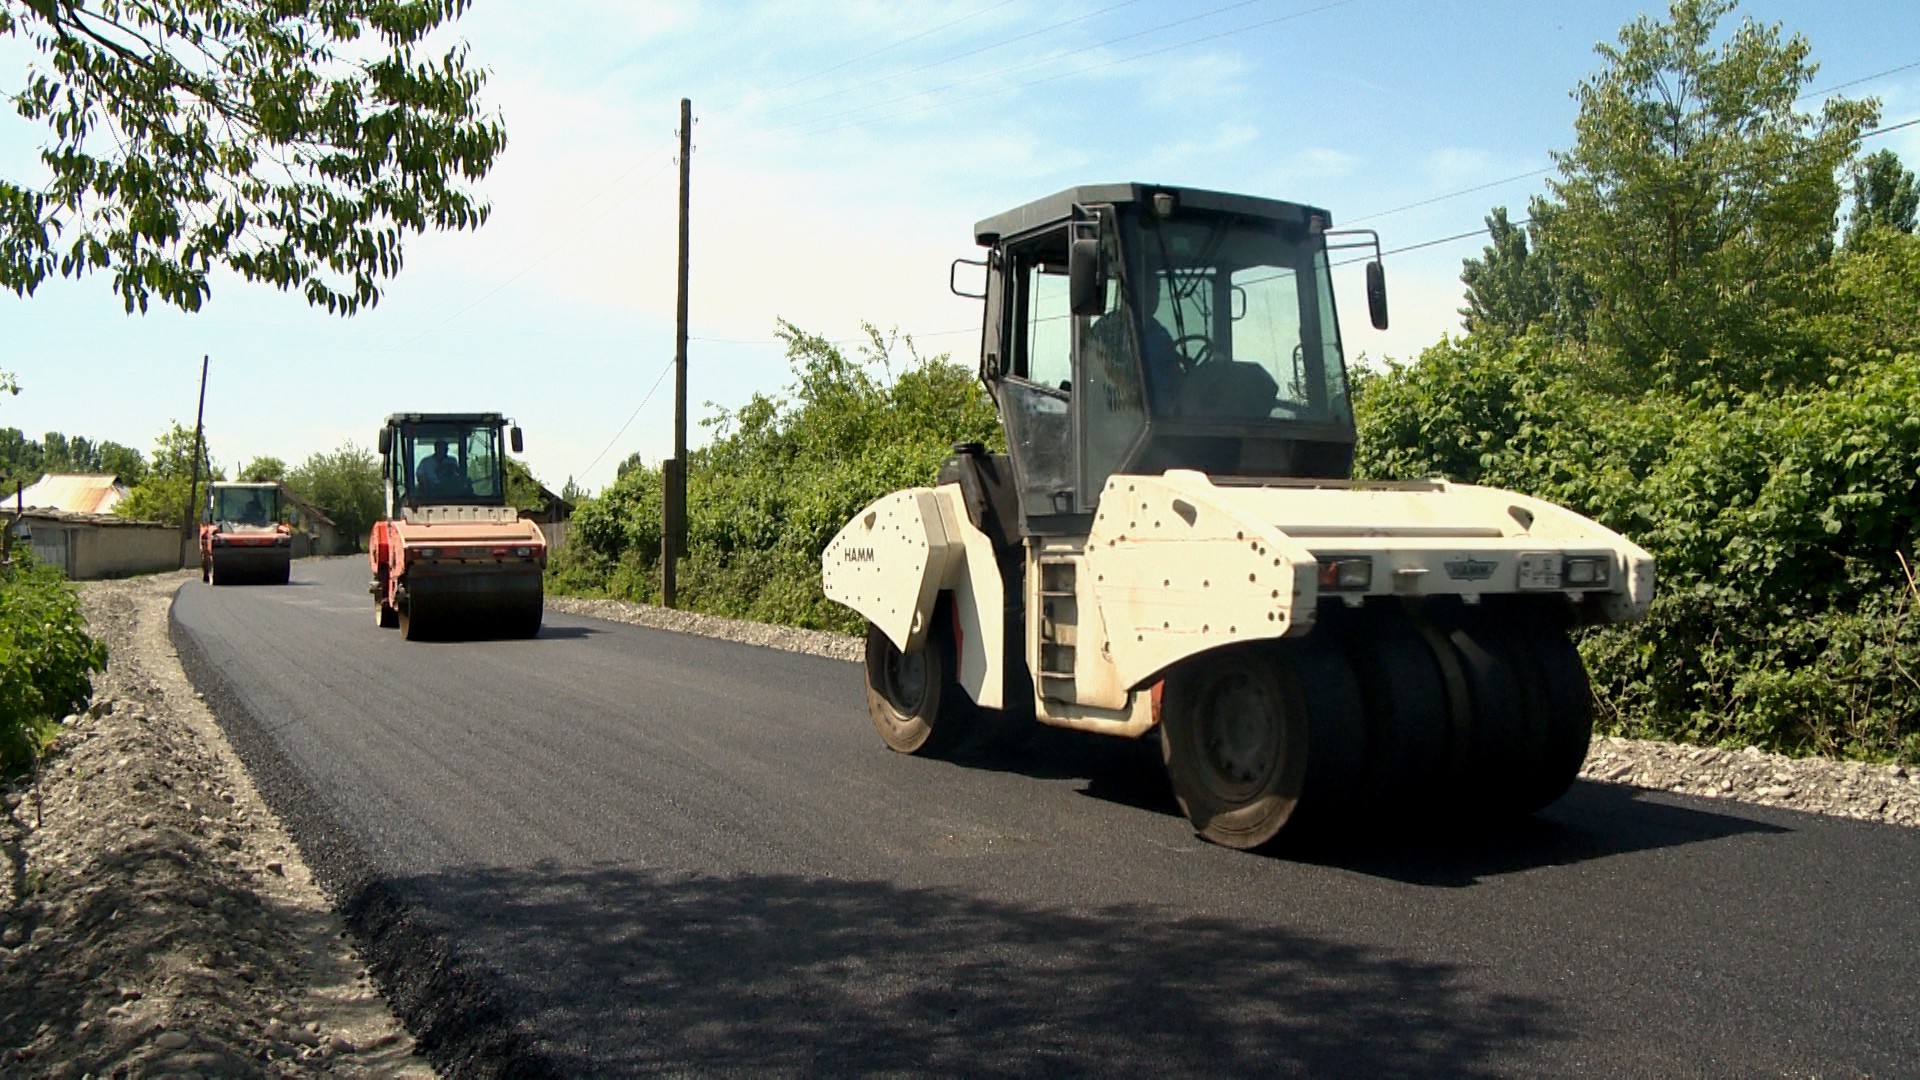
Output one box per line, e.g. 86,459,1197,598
200,481,293,585
369,412,545,640
822,183,1654,848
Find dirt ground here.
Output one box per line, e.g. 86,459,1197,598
3,573,1916,1078
0,571,433,1078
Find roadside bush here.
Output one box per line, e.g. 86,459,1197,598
0,552,107,773
548,321,1002,632
1356,336,1920,763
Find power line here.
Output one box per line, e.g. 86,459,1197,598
1333,114,1920,267
727,0,1338,150
718,0,1151,131
744,0,1023,101
580,357,676,479
1807,58,1920,100
1342,56,1920,227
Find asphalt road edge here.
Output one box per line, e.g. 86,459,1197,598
168,595,564,1079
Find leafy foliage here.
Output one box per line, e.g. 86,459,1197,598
113,421,219,526
239,455,286,482
0,551,106,773
285,441,380,548
1359,2,1920,762
1536,0,1875,392
1456,206,1595,342
552,323,1003,631
1845,148,1919,248
0,427,147,490
0,0,505,314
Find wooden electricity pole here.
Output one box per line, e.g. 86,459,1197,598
663,97,692,608
180,355,209,568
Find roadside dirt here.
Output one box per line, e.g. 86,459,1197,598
4,576,1916,1078
0,571,433,1078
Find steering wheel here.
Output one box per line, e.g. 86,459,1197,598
1172,333,1215,370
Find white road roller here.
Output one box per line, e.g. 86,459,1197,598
823,184,1653,848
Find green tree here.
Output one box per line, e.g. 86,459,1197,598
94,441,145,485
1844,148,1919,248
0,427,41,490
114,421,220,525
554,322,1004,629
503,456,547,513
1536,0,1876,391
286,442,381,548
239,455,287,483
1459,207,1553,338
0,0,505,315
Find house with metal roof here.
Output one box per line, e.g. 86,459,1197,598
18,473,130,515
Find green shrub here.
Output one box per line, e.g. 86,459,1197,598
1356,334,1920,763
0,551,107,772
551,322,1001,633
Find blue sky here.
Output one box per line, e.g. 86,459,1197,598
4,0,1917,495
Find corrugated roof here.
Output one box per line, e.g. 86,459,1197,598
18,474,128,515
17,508,168,529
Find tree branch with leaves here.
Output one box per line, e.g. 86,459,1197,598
0,0,506,314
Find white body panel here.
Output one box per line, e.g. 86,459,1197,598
822,487,1006,709
824,469,1654,733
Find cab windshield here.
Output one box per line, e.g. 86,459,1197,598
398,421,505,504
210,486,279,527
1120,212,1351,427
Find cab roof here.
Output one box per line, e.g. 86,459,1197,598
973,183,1329,247
383,412,508,426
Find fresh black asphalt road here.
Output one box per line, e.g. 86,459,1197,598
171,557,1919,1077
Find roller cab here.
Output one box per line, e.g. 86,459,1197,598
823,183,1658,849
369,412,545,640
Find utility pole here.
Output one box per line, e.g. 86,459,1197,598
663,96,692,608
180,355,209,568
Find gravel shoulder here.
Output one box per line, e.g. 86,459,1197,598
4,574,1915,1076
0,570,433,1077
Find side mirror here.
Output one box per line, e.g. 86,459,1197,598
1069,237,1107,317
510,426,524,454
1366,261,1389,330
376,427,391,456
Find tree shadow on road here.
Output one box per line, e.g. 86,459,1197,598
350,862,1565,1078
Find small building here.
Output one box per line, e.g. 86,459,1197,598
18,474,129,515
279,486,354,556
17,509,179,580
523,483,575,552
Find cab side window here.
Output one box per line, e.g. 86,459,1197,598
1021,262,1072,391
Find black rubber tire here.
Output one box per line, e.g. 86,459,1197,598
515,598,544,639
209,559,226,587
1341,611,1453,816
1292,634,1368,812
274,561,291,585
1508,628,1594,813
200,560,210,584
1441,618,1532,814
399,597,431,641
1159,642,1309,850
864,615,969,756
375,598,399,629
